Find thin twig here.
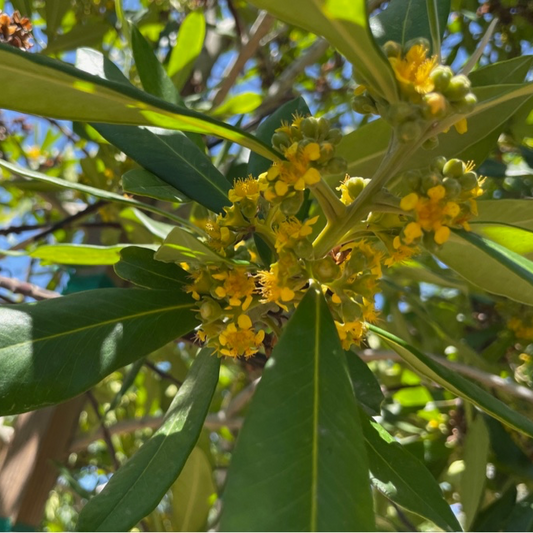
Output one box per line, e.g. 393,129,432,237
144,361,183,387
0,221,121,236
0,275,60,300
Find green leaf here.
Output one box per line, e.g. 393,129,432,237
220,286,375,532
345,351,384,415
131,25,183,106
248,97,311,178
247,0,398,103
114,246,189,289
93,124,230,213
472,486,517,532
45,0,72,38
211,93,262,118
0,158,188,225
0,289,198,415
45,21,111,55
476,199,533,231
433,230,533,306
370,0,450,52
168,10,206,90
469,224,533,259
361,412,461,532
469,56,533,87
0,42,277,160
119,208,175,241
155,226,231,265
461,416,490,531
170,447,216,532
369,324,533,438
77,348,220,532
122,169,187,203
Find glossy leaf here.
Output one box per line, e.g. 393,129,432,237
93,125,230,213
168,10,206,90
476,199,533,231
155,227,231,265
119,208,175,241
171,447,216,532
0,289,198,415
0,158,187,225
45,0,71,38
45,21,111,55
361,412,461,532
248,97,311,178
0,42,277,160
469,224,533,258
370,0,450,52
220,286,375,532
345,351,384,415
211,93,262,118
472,487,517,532
369,324,533,438
433,230,533,306
114,246,189,289
461,416,490,531
122,169,186,203
248,0,398,103
77,348,220,532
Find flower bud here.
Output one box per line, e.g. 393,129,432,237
421,173,441,193
325,156,347,174
429,66,453,92
352,95,377,114
317,117,331,139
398,120,422,143
422,136,439,150
326,128,343,145
401,170,421,190
382,40,402,58
443,158,466,178
346,251,368,274
345,177,366,199
430,156,447,173
404,37,430,53
293,239,314,260
300,117,320,140
459,171,478,191
387,102,414,125
280,192,304,216
445,75,472,102
272,132,291,150
453,92,477,114
199,298,223,322
422,93,448,119
311,256,341,282
443,177,461,198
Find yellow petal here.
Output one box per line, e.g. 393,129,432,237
238,314,252,329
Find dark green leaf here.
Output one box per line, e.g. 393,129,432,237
503,494,533,532
220,286,375,532
361,412,461,532
45,21,111,55
77,348,220,532
122,169,187,203
248,97,311,178
114,246,189,289
0,289,198,415
472,487,517,532
345,351,384,415
45,0,72,38
369,324,533,438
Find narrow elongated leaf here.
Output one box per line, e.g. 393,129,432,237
0,42,277,160
476,199,533,231
120,208,175,241
77,348,220,532
45,0,72,38
114,246,189,289
45,21,111,55
434,230,533,306
220,286,375,532
0,289,198,415
462,416,490,530
94,124,230,213
155,226,230,265
211,93,262,118
168,10,206,90
248,0,398,103
248,97,311,178
469,56,533,87
472,487,517,532
361,412,461,532
345,351,384,415
370,0,450,52
122,169,187,203
469,224,533,258
0,158,187,225
369,324,533,438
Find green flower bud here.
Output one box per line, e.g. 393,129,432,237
346,251,368,274
272,131,291,150
300,117,320,140
429,66,453,92
290,124,302,140
422,232,439,252
443,177,461,197
341,301,363,322
422,173,441,192
445,75,472,102
199,298,223,322
459,171,478,191
352,95,377,114
387,102,415,125
422,92,448,120
430,156,447,173
317,117,331,139
293,239,314,260
443,158,466,178
326,128,343,145
311,256,341,282
325,156,347,174
403,170,421,191
404,37,430,53
398,120,422,143
382,40,402,58
345,177,366,199
422,136,439,150
280,192,305,216
452,92,478,114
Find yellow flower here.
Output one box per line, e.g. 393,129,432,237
389,44,438,96
362,298,379,323
212,267,255,310
257,264,296,311
274,216,319,252
400,192,419,211
228,176,261,203
335,320,366,350
218,314,265,358
403,221,423,244
434,225,450,244
205,220,233,253
385,242,418,266
454,117,468,135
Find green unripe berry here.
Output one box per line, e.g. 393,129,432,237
398,120,422,143
325,156,347,174
300,117,320,140
311,256,341,282
387,102,414,125
430,156,447,173
429,66,453,92
422,136,439,150
445,75,472,102
326,128,342,145
352,95,377,115
459,171,478,190
443,177,462,197
422,173,441,192
280,192,304,216
317,117,331,139
443,158,466,178
453,92,478,114
293,239,314,260
272,132,291,150
382,40,402,58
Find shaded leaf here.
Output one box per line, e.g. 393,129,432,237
345,351,384,415
122,169,187,203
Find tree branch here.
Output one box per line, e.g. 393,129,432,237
0,275,60,300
